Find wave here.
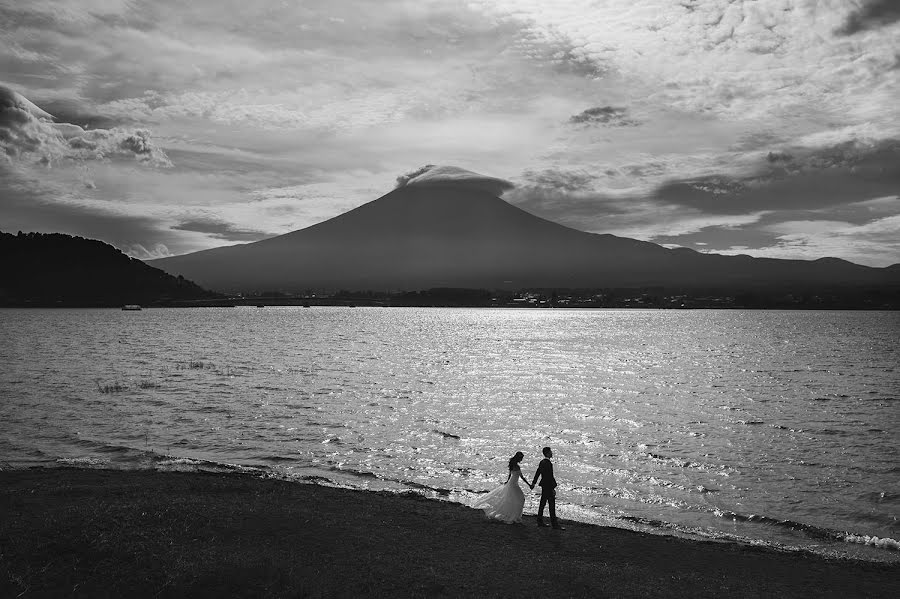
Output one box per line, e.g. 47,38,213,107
637,451,737,476
403,479,453,497
844,535,900,551
816,428,854,437
713,509,840,541
712,509,899,552
580,478,900,556
156,457,205,466
613,508,900,557
587,467,719,496
56,456,110,466
771,424,805,432
324,465,455,497
71,436,145,456
196,405,231,414
329,465,377,479
258,455,296,463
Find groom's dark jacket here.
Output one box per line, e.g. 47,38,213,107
532,458,557,489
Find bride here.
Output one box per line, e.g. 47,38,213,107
473,451,532,524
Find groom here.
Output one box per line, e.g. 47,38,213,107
530,446,564,530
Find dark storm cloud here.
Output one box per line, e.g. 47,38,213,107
171,218,271,242
652,223,785,254
36,99,124,130
837,0,900,35
569,106,638,127
657,138,900,214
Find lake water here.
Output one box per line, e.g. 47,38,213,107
1,307,897,562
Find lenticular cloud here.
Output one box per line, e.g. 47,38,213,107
396,164,514,196
0,84,170,168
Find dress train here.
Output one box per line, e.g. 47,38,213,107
473,466,526,524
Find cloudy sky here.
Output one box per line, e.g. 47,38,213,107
2,0,899,266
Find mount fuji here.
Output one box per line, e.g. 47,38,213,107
150,167,899,293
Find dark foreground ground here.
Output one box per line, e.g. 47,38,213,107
1,469,897,598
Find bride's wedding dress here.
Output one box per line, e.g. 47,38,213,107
473,466,526,523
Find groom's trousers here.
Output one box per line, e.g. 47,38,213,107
537,487,558,526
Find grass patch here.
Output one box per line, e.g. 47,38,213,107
177,360,215,370
95,379,128,393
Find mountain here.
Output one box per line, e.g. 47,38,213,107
149,180,900,294
0,231,218,307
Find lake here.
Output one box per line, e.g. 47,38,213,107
1,307,897,562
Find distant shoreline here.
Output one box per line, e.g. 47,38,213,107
181,301,899,310
5,283,900,310
2,468,898,598
2,302,898,310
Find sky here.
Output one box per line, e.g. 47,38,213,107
1,0,899,267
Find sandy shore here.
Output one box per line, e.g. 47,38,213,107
1,468,897,598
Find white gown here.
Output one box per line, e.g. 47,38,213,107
473,466,526,523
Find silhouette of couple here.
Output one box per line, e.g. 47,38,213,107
473,447,565,529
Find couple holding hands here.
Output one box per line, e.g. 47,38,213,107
473,446,564,529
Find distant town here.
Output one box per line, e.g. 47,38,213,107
165,286,900,310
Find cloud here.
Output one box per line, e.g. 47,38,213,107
125,243,172,261
0,162,183,254
506,165,771,241
0,84,171,167
656,137,900,215
0,84,58,158
837,0,900,35
518,168,602,193
30,98,123,130
469,0,900,125
504,131,900,266
170,217,271,242
395,164,437,188
569,106,638,127
395,165,515,196
709,215,900,267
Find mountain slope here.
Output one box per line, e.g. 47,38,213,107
149,184,899,293
0,231,218,306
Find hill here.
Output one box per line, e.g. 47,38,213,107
0,231,219,307
149,174,900,296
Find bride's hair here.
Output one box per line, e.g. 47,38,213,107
508,451,524,471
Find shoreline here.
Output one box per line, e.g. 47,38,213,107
2,468,898,598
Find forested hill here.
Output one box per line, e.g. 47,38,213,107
0,231,219,307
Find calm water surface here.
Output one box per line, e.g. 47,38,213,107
1,307,897,562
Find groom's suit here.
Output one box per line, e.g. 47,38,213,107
532,458,559,527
